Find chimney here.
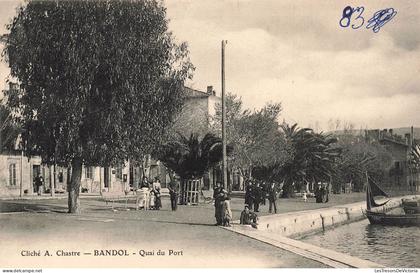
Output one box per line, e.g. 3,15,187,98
9,82,18,91
389,129,393,135
207,86,215,96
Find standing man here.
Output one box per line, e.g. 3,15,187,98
213,182,224,225
35,174,44,196
268,182,277,213
260,180,267,206
315,182,322,203
253,182,261,212
244,181,254,210
168,178,179,211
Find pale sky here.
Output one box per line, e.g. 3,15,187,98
1,0,419,130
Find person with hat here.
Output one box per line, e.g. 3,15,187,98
240,204,258,228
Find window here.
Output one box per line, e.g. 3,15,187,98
85,167,94,179
9,164,16,186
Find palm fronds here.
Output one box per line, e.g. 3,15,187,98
155,132,233,180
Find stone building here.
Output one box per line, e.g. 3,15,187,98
173,86,221,137
365,127,419,189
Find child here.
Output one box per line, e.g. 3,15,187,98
149,190,155,210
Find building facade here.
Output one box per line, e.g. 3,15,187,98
0,151,130,198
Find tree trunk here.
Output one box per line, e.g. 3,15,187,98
68,157,82,214
180,179,186,205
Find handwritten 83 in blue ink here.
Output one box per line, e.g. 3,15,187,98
339,6,397,33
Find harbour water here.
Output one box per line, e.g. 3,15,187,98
301,216,420,267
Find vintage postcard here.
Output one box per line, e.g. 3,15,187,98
0,0,419,270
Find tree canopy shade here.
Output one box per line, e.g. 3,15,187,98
3,0,194,213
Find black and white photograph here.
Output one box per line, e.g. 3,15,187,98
0,0,419,270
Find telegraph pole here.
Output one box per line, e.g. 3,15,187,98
221,40,228,190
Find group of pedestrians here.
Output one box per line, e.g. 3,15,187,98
213,182,260,229
314,183,329,203
135,176,181,211
136,177,163,210
213,182,232,227
244,180,278,214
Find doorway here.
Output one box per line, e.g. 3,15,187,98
104,167,110,189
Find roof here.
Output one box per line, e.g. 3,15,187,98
184,86,218,99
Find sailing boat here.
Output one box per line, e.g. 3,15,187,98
365,176,420,226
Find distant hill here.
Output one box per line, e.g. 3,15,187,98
329,127,420,140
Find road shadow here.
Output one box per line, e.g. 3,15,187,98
0,201,67,213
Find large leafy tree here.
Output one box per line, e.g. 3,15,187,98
332,132,393,192
0,102,20,152
3,0,194,213
212,94,291,180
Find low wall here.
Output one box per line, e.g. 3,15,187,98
256,195,416,238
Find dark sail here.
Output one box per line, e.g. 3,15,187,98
366,178,390,211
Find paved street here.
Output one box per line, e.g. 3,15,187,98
0,194,365,268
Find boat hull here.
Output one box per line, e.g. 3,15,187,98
366,211,420,226
402,198,420,214
403,206,420,215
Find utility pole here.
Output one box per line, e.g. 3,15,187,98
221,40,228,190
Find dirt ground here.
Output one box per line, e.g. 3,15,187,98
0,193,366,268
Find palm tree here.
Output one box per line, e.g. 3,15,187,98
279,123,341,197
155,132,233,203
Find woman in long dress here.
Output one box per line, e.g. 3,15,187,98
141,177,150,210
222,195,232,227
152,177,162,210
